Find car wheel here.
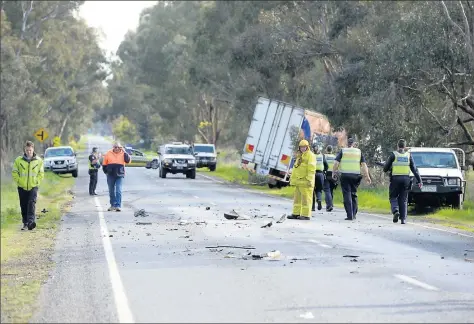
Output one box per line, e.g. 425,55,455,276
72,170,78,178
151,160,159,169
209,165,216,172
452,193,463,209
189,169,196,179
160,167,167,178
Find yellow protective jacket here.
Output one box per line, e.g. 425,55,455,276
290,150,316,187
12,154,44,191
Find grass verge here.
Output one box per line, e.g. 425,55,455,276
0,172,76,323
199,163,474,233
69,136,88,152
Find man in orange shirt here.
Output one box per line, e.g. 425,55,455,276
101,142,131,211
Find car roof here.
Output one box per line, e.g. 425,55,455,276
165,144,189,147
46,146,74,150
408,147,455,153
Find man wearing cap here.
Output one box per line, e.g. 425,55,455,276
383,139,423,224
332,137,371,220
324,145,337,212
288,139,317,220
88,147,101,196
311,144,328,212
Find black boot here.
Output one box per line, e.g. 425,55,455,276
317,200,322,210
393,210,400,223
287,214,299,219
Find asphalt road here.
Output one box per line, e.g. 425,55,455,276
32,136,474,323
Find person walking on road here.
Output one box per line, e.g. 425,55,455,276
332,138,371,220
88,147,101,196
311,144,328,212
102,142,131,211
383,139,423,224
323,145,337,212
12,141,44,230
287,139,317,221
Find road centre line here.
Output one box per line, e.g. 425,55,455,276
309,239,331,249
197,173,474,239
394,274,439,291
94,198,134,323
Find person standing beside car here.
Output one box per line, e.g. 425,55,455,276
88,147,100,196
102,142,131,211
12,141,44,230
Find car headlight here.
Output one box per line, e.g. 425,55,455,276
210,157,217,162
164,158,172,164
188,159,196,164
446,178,460,186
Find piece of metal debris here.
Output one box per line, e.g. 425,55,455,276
261,221,273,228
136,222,152,225
343,255,359,258
324,233,334,236
224,209,250,220
178,220,188,225
276,214,286,224
206,207,211,210
206,245,256,249
134,209,149,217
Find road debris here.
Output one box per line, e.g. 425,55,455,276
224,209,250,220
206,207,211,210
195,221,207,225
299,312,314,319
324,233,334,236
178,220,188,225
134,209,149,217
244,250,281,260
261,221,273,228
166,228,179,231
109,234,113,237
276,214,286,223
343,255,359,258
206,245,255,249
136,222,152,225
290,257,308,261
465,258,474,263
146,233,151,236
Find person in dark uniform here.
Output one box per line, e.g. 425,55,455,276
323,145,337,212
88,147,100,196
332,138,371,220
312,144,328,211
383,139,423,224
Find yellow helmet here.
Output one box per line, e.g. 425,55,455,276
299,139,309,147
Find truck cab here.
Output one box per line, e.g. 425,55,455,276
408,147,467,211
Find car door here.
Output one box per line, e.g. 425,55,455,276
130,149,147,167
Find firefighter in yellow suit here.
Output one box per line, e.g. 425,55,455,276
287,139,317,220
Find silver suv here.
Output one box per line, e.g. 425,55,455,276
157,142,196,179
43,146,78,178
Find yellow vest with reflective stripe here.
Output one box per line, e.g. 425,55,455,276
315,153,324,171
340,148,361,174
325,154,336,171
89,154,98,170
12,156,45,190
392,151,410,176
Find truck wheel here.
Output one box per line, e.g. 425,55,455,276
268,183,275,189
452,194,463,209
72,170,78,178
209,165,216,172
189,169,196,179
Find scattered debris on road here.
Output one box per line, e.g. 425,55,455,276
136,222,152,225
276,214,286,223
261,221,273,228
290,257,308,261
343,255,359,258
109,234,113,237
224,209,250,220
206,245,256,249
166,228,179,231
206,207,211,210
324,233,334,236
146,233,151,236
195,221,207,225
134,209,149,217
178,220,188,225
465,258,474,263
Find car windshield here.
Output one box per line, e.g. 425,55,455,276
165,146,192,155
45,148,74,158
194,145,214,153
411,152,458,169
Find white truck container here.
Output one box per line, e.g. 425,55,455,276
241,97,332,188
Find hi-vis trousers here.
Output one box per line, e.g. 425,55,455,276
292,186,314,218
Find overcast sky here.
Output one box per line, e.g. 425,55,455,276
79,1,157,56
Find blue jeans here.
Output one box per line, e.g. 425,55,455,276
107,175,123,207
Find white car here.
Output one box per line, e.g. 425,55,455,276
43,146,78,178
408,147,466,211
157,142,196,179
193,143,218,171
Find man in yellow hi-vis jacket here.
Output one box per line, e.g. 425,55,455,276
12,141,44,230
287,139,317,221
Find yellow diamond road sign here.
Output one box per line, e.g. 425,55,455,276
33,128,49,142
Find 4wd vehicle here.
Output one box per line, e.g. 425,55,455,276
408,147,467,211
123,147,159,169
43,146,78,178
193,143,217,171
157,142,196,179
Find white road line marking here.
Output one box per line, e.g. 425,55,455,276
94,197,135,323
394,274,439,291
308,239,331,248
198,173,224,184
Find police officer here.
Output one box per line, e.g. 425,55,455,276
88,147,100,196
332,138,371,220
311,144,328,212
324,145,337,212
383,139,423,224
288,139,317,220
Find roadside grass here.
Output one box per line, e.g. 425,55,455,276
69,136,87,153
199,162,473,232
0,172,75,323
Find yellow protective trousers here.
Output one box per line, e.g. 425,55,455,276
292,185,314,218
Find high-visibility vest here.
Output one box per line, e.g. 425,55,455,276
12,155,44,190
325,154,336,171
89,154,97,170
339,148,361,174
315,153,324,171
392,151,410,176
